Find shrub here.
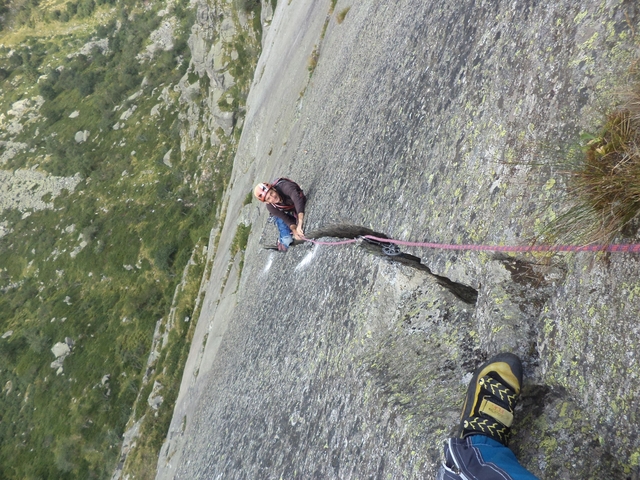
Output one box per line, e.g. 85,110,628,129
39,82,57,100
66,1,78,17
154,242,179,272
9,53,23,68
41,102,63,125
48,9,62,21
23,63,38,82
57,65,78,88
77,0,95,17
235,0,260,13
96,23,109,38
78,70,101,96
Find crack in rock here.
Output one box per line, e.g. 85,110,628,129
294,224,479,304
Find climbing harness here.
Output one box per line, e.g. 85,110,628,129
301,235,640,254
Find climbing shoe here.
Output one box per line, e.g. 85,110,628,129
276,240,288,252
458,352,523,446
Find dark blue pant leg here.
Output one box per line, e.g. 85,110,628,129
438,436,539,480
274,217,293,247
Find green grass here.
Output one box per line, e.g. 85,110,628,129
230,224,252,257
230,223,251,276
120,242,206,480
0,0,262,477
546,78,640,246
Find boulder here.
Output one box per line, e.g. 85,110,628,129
74,130,90,143
51,342,70,358
147,380,164,410
50,339,73,374
163,149,173,167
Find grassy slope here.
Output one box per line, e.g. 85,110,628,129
0,0,261,478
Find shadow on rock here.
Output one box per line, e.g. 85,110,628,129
308,224,478,304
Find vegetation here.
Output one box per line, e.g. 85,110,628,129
235,0,261,14
0,0,262,478
230,224,251,257
1,0,112,31
120,243,207,480
336,6,350,24
310,0,341,79
547,78,640,246
308,45,319,73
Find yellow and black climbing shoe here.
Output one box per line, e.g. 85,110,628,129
458,352,523,446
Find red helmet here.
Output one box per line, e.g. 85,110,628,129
253,183,272,202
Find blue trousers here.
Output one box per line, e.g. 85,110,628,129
274,217,293,247
438,436,539,480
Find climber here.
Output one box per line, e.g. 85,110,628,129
253,178,306,251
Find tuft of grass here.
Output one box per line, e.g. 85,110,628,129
230,224,251,257
320,14,330,40
336,7,350,24
307,45,319,74
548,81,640,246
329,0,338,14
243,190,254,205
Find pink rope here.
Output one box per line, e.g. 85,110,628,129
303,235,640,253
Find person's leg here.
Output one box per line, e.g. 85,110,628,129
438,436,538,480
273,217,293,249
437,352,539,480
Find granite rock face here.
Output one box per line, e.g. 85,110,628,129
157,1,640,479
181,0,256,144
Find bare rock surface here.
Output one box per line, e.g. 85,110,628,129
137,18,176,61
157,1,640,479
0,169,82,213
